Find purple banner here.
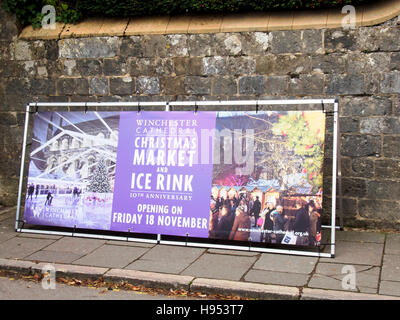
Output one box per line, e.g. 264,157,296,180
22,110,326,247
110,111,216,237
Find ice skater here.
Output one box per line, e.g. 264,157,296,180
45,191,53,206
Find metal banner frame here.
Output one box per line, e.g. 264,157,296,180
15,99,341,258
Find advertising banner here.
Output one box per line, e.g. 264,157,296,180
23,110,326,247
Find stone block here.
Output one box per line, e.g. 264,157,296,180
351,158,374,178
212,76,237,95
76,59,102,77
340,117,359,133
347,52,390,74
241,32,271,55
302,29,323,54
119,36,143,57
103,57,128,76
270,30,302,54
375,159,400,179
136,76,160,95
340,96,392,117
381,71,400,93
325,29,357,52
165,34,188,57
184,76,211,95
367,180,400,200
325,74,364,95
59,37,119,58
174,57,203,76
311,53,347,74
288,74,324,95
383,136,400,158
57,78,75,95
110,77,135,95
14,41,32,61
214,33,242,56
341,135,381,157
360,117,400,134
266,76,288,95
142,35,167,58
342,178,368,198
238,76,266,95
226,56,256,76
257,54,312,75
30,79,56,95
202,56,228,75
359,200,400,220
389,52,400,71
160,76,185,95
89,78,109,95
187,34,216,57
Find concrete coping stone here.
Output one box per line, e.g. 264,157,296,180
19,0,400,40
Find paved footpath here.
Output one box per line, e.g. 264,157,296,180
1,207,399,300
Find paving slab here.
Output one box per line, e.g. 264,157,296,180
253,253,318,274
308,266,380,295
302,287,400,300
191,278,300,300
126,245,205,274
0,237,55,259
381,254,400,281
104,268,194,290
181,253,256,281
320,241,384,266
385,233,400,255
105,240,155,248
336,230,385,243
44,237,105,256
379,280,400,297
17,233,62,240
0,217,15,232
0,231,16,244
73,244,149,268
25,250,83,264
244,269,309,287
207,248,260,257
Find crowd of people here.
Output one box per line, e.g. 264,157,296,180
209,193,322,247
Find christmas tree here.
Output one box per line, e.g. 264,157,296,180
88,158,111,193
272,111,325,193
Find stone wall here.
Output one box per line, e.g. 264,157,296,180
1,6,400,229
